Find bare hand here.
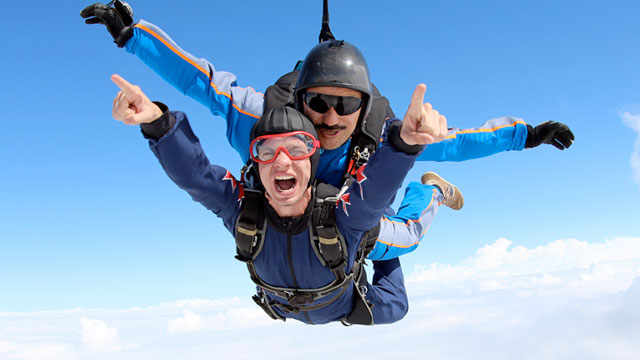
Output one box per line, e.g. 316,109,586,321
111,74,163,125
400,84,448,145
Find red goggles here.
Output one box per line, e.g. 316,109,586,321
250,131,320,164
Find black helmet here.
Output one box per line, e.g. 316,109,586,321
249,106,320,188
294,40,373,125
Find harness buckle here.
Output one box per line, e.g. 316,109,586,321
352,146,371,168
288,292,315,306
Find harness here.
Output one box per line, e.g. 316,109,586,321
234,181,379,325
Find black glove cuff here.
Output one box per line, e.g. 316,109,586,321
387,120,424,155
140,102,175,140
525,124,536,149
115,25,134,48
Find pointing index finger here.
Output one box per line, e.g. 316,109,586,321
408,83,427,115
111,74,138,97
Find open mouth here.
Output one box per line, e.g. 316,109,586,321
320,129,339,137
275,175,296,191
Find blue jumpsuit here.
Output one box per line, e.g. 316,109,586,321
124,20,529,259
148,110,420,324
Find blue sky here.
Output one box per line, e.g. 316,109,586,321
1,0,639,358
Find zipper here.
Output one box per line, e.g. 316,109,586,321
285,220,313,324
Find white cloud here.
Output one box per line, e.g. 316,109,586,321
406,237,640,298
622,111,640,187
1,237,639,360
165,298,277,334
79,317,124,352
166,310,204,334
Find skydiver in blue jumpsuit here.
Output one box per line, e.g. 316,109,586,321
110,73,447,324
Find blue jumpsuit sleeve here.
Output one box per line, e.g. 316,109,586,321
146,110,242,232
366,116,527,260
125,20,264,162
418,116,528,161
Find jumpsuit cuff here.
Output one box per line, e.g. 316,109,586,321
140,102,175,140
387,120,425,155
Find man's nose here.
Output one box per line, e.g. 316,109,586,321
321,107,340,126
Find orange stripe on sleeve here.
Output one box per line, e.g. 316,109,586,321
134,24,261,120
376,189,438,249
135,24,212,82
381,190,436,226
375,238,420,249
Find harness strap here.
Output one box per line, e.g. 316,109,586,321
359,222,380,260
234,189,263,262
315,192,346,281
274,277,351,314
245,259,356,305
345,144,373,179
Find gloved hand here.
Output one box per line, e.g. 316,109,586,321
525,121,575,150
80,1,134,47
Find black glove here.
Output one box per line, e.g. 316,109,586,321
525,121,575,150
80,1,134,47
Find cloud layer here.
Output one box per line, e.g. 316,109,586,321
1,237,639,360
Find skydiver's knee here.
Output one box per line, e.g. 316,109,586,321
372,292,409,324
397,293,409,320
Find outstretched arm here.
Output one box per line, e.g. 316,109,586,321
110,74,242,232
82,2,263,162
417,117,574,162
365,80,574,161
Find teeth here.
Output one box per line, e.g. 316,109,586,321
275,175,294,180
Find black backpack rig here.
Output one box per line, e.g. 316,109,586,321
234,0,393,326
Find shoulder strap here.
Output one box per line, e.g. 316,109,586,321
344,83,395,179
234,188,264,262
312,182,348,282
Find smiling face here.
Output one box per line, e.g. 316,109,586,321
257,137,312,217
302,86,363,150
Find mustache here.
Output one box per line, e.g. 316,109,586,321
315,123,347,131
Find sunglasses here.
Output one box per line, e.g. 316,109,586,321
303,92,363,116
250,131,320,164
